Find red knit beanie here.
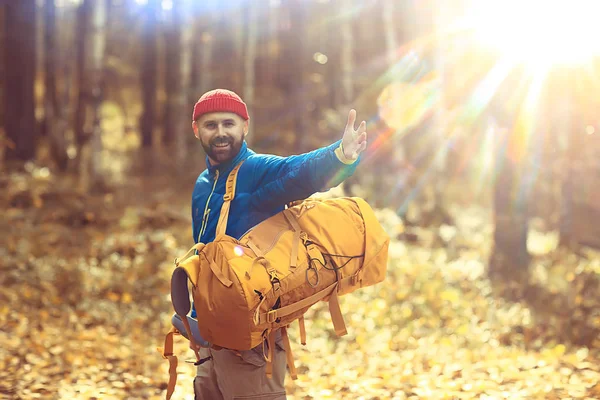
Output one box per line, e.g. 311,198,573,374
192,89,249,121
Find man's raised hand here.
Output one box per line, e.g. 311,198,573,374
341,109,368,161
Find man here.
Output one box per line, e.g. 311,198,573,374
189,89,367,399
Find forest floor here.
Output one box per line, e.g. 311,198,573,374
1,161,599,400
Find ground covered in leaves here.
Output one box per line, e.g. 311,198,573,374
1,164,599,400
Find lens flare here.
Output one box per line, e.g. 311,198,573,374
233,246,244,257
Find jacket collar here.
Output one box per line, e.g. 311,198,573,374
206,140,253,177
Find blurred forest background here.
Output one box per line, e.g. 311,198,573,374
1,0,599,399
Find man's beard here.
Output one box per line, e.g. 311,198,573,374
201,135,243,165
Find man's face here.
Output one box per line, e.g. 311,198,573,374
192,112,248,165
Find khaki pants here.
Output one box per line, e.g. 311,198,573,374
194,334,287,400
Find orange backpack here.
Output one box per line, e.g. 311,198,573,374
159,161,390,398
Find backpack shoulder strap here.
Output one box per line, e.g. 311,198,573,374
215,160,245,237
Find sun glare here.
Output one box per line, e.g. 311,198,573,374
467,0,600,68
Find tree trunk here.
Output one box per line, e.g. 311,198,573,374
43,0,58,137
189,1,200,105
559,82,579,247
212,9,231,89
199,3,214,96
231,4,245,93
74,0,90,156
44,0,69,170
265,1,279,88
323,12,333,110
191,0,216,99
430,0,450,225
489,126,530,282
0,6,4,167
140,0,159,148
175,0,193,165
79,0,107,193
340,0,354,105
325,0,342,109
243,1,258,145
163,3,180,146
281,0,307,151
3,0,37,161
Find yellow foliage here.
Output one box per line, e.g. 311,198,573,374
2,171,599,399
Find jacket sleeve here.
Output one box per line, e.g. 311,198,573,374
249,140,360,210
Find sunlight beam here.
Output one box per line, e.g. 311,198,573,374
466,0,600,68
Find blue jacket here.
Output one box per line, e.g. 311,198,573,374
191,139,359,244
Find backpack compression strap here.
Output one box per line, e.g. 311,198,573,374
255,278,348,337
215,160,245,238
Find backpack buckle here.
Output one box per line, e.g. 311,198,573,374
266,310,278,323
271,277,281,293
268,270,281,291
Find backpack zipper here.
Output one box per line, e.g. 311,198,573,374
198,169,220,242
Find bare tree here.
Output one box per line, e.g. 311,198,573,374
488,68,532,283
3,0,37,161
74,0,90,159
231,3,245,92
140,0,159,148
264,1,280,87
43,0,58,138
175,0,193,164
190,1,204,104
44,0,69,170
243,1,258,145
198,2,215,95
280,0,308,151
340,0,354,105
163,2,180,146
430,0,451,224
557,78,579,248
324,0,348,110
490,135,531,282
78,0,107,192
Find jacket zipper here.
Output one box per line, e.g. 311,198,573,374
198,169,219,242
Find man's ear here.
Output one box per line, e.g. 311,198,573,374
243,120,249,137
192,121,199,139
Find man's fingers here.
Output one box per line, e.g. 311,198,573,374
358,140,367,153
358,120,367,134
357,131,367,143
346,109,357,131
351,141,367,160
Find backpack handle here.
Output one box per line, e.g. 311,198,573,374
174,243,205,267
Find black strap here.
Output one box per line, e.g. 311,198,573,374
188,356,212,366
